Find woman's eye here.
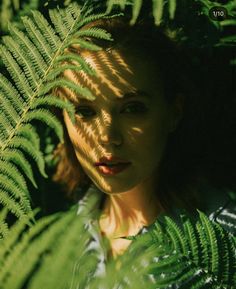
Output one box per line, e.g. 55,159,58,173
121,102,148,114
75,106,96,118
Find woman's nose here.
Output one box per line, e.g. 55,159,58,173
98,114,123,147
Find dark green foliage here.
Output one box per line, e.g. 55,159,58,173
0,200,235,289
0,3,113,218
0,1,235,288
123,211,236,288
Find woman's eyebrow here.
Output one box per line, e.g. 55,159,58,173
119,90,151,100
71,90,151,104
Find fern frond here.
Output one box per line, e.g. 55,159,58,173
164,216,189,255
214,223,231,285
21,16,54,61
196,220,209,271
54,53,96,75
27,210,92,289
24,109,62,143
17,124,40,150
0,213,32,263
198,211,219,275
2,36,39,87
0,92,20,125
0,161,28,193
0,111,15,139
168,0,176,20
7,23,48,75
49,9,71,40
46,64,86,81
2,149,37,188
62,38,102,51
130,0,143,25
76,12,110,29
38,79,95,100
0,207,9,239
152,0,164,26
31,11,61,51
0,3,113,219
9,136,47,178
182,217,200,265
0,45,33,99
0,212,60,285
0,190,26,219
151,220,165,244
106,0,127,13
31,96,75,123
0,175,31,214
74,27,113,41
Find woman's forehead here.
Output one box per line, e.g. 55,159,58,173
62,49,163,103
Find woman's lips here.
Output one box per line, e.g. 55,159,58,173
94,157,131,176
95,163,131,176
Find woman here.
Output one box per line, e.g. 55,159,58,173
53,17,230,258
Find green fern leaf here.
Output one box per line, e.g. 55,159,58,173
17,124,40,151
151,220,165,244
0,207,9,239
0,3,115,219
54,53,96,75
0,111,15,139
106,0,127,13
62,38,102,51
152,0,164,26
199,211,219,275
165,216,189,255
0,75,24,112
182,217,200,265
31,95,75,124
31,11,61,52
74,27,113,41
220,19,236,27
0,160,28,194
168,0,176,20
2,36,40,88
24,109,63,143
21,16,54,61
0,212,60,285
27,209,92,289
7,23,47,76
46,64,86,81
49,9,71,39
0,45,33,98
196,220,209,271
0,213,33,262
38,79,95,100
0,92,20,125
214,223,231,285
130,0,143,25
0,174,31,212
2,149,37,188
0,190,26,219
9,136,47,178
76,12,113,30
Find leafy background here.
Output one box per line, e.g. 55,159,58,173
0,0,235,288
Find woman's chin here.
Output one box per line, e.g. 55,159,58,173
93,178,138,195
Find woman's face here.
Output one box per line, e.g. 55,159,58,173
63,49,179,194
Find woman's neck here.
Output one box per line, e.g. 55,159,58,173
99,177,162,257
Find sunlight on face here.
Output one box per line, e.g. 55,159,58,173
62,49,175,194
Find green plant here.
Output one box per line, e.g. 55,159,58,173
0,194,235,288
0,1,235,288
0,2,114,219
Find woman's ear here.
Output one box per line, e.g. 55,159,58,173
169,93,185,132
